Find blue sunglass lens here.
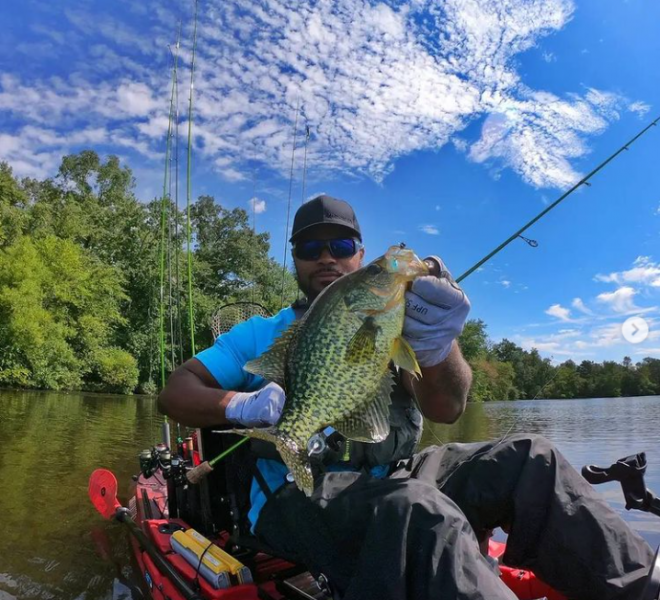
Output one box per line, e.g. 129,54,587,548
295,238,357,260
328,239,357,258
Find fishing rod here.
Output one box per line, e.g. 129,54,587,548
167,33,181,373
173,22,185,368
190,116,660,475
280,99,301,308
455,116,660,284
185,0,200,356
158,39,181,388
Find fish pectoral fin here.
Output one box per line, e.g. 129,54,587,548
244,321,300,386
346,316,380,363
392,336,422,379
275,436,314,497
332,370,393,443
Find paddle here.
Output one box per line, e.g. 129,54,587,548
88,469,203,600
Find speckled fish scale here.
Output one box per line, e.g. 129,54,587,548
241,246,429,495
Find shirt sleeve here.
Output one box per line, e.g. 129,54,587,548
195,319,257,390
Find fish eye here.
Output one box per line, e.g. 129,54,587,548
366,264,383,275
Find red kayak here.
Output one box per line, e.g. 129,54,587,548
89,427,568,600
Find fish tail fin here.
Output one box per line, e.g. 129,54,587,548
275,436,314,497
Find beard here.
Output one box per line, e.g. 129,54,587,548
295,265,344,300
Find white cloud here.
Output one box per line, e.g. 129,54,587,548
0,0,650,190
572,297,594,315
116,82,159,117
220,167,247,182
595,257,660,288
545,303,574,322
628,101,651,118
542,51,556,63
635,348,660,356
248,197,267,214
419,224,439,235
596,286,642,314
500,280,511,288
588,323,630,347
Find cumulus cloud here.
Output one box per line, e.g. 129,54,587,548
595,256,660,288
545,303,574,322
419,224,439,235
248,197,267,214
596,286,645,314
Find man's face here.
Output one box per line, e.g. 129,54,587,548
293,224,365,299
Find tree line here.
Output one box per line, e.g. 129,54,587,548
458,320,660,401
0,151,658,399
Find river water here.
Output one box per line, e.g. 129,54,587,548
1,390,659,599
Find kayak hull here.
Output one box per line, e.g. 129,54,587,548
126,468,565,600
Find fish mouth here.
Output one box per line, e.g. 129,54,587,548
382,246,429,279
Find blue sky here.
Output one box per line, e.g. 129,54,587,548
1,0,659,363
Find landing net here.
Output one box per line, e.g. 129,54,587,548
211,302,271,340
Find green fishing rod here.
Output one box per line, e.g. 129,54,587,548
185,0,200,356
158,35,181,388
455,115,660,284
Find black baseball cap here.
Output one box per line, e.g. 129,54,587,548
289,194,362,243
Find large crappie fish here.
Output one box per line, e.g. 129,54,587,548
236,245,429,495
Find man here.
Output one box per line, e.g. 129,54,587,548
159,194,653,600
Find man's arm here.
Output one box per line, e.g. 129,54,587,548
157,358,237,428
402,340,472,424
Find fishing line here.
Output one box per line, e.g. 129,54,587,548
300,124,311,205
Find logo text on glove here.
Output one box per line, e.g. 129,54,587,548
405,300,428,316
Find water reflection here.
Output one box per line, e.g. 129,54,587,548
1,390,658,599
0,390,162,600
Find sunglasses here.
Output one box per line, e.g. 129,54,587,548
293,238,362,261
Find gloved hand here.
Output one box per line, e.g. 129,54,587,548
225,382,286,427
402,256,471,367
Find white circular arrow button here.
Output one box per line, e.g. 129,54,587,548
622,316,649,344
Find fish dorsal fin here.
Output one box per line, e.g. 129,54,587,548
345,316,381,363
331,369,394,443
244,321,301,386
392,336,421,379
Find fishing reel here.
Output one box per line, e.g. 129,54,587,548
139,443,173,479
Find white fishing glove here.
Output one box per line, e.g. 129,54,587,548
402,256,471,367
225,382,286,427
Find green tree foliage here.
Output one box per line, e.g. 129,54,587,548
0,152,297,393
459,321,659,401
0,235,131,390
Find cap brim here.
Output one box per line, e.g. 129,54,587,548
290,222,362,243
